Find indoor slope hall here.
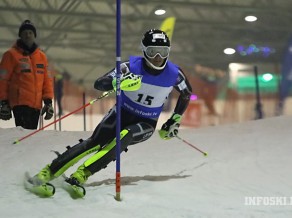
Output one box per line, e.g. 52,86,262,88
0,1,292,217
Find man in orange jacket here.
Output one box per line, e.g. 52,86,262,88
0,20,54,129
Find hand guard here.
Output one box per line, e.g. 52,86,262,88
159,114,182,140
112,72,142,91
0,100,12,121
41,99,54,120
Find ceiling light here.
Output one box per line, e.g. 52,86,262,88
155,9,166,15
245,15,257,22
224,48,236,55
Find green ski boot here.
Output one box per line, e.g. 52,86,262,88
71,165,91,185
63,165,91,199
24,165,55,198
34,164,54,184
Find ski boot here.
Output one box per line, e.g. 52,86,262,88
63,165,91,198
34,164,54,184
24,165,55,197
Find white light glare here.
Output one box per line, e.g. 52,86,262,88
262,73,273,82
155,9,166,15
245,15,257,22
224,48,236,55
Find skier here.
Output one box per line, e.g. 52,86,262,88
27,29,192,197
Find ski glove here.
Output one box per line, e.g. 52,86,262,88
112,72,142,91
159,113,182,140
0,100,12,120
41,99,54,120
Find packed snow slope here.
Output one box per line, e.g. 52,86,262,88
0,115,291,218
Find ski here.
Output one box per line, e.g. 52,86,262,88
24,172,55,197
62,174,86,199
24,172,86,199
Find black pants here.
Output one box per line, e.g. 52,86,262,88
12,105,40,130
90,106,158,147
49,106,158,176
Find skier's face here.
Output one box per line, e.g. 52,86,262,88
148,55,165,68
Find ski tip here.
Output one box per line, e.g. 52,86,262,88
24,171,31,180
13,140,20,144
203,152,208,157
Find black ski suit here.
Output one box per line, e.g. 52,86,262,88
48,58,192,177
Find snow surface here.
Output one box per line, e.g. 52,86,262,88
1,115,292,218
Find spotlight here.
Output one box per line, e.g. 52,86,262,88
155,9,166,15
224,48,236,55
245,15,257,22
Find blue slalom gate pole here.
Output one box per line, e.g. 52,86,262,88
115,0,122,201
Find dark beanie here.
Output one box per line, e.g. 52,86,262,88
18,20,37,37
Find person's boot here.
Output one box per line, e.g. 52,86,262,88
69,164,91,185
63,165,91,198
33,164,53,184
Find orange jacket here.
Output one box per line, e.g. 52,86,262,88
0,43,53,110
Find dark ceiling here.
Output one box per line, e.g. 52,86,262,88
0,0,291,88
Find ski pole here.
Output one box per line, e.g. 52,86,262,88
13,91,114,144
176,135,208,156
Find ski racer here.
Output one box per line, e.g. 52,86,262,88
28,29,192,197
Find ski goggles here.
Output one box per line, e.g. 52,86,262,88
142,46,170,59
